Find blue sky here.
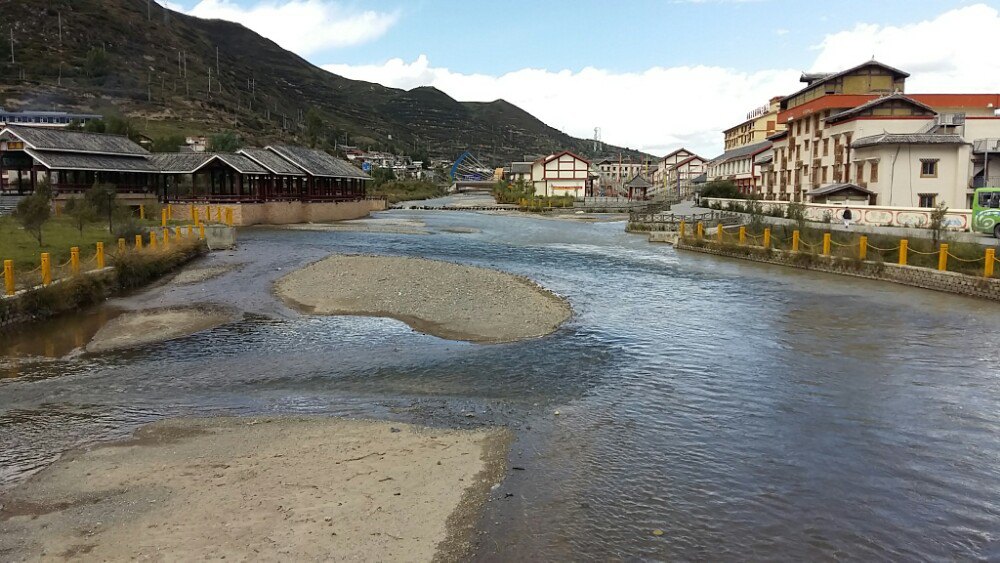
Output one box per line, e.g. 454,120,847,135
167,1,1000,155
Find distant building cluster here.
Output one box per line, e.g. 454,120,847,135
701,60,1000,209
0,107,101,128
342,146,431,180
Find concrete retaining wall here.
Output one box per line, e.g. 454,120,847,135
702,197,973,231
676,241,1000,302
167,199,387,226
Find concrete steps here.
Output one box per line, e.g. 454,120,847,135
0,195,25,217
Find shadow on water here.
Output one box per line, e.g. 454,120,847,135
3,209,1000,560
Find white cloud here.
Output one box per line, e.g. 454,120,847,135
325,56,799,156
810,4,1000,92
775,28,789,36
180,0,399,55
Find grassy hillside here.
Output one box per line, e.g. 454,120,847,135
0,0,649,164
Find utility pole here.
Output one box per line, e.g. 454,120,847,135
208,67,212,95
9,28,14,65
58,12,62,45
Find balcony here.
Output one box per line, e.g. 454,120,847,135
972,176,1000,188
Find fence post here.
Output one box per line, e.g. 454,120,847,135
859,236,868,260
899,240,908,266
163,227,171,247
187,225,194,238
986,249,996,278
739,226,746,245
161,208,167,227
3,260,13,296
792,230,800,252
822,233,831,256
96,242,105,269
150,231,158,250
697,222,704,239
174,226,182,238
70,246,80,275
716,223,723,243
226,208,234,226
167,204,173,220
938,243,949,271
763,228,771,249
118,238,125,253
216,207,222,222
41,253,51,286
135,234,143,250
199,224,206,240
194,209,200,227
678,220,686,239
207,204,212,223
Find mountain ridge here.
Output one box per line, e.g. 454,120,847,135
0,0,651,164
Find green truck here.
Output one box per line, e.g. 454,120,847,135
973,188,1000,238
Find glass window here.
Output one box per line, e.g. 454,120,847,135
918,193,937,208
920,160,938,177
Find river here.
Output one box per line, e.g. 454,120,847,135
2,209,1000,560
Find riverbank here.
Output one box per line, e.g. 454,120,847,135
275,255,572,343
0,417,512,561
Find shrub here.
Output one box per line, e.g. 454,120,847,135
114,239,205,289
700,180,742,199
15,187,52,245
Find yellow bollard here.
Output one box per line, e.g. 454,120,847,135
199,224,206,240
216,207,222,222
118,238,126,253
792,230,800,252
763,228,771,249
738,226,746,246
859,236,868,261
187,224,194,238
162,227,170,248
938,243,949,271
139,204,145,220
822,233,831,256
150,231,158,250
135,234,143,250
899,240,908,266
70,247,80,275
167,204,173,220
41,253,51,286
161,208,167,227
696,221,704,239
3,259,14,296
194,209,201,227
716,223,723,243
678,220,686,239
174,226,182,239
986,249,996,278
226,208,234,227
96,242,105,269
206,204,212,223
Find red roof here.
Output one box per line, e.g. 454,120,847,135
536,150,591,166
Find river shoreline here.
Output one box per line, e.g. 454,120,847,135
0,417,512,561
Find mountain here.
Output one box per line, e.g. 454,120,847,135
0,0,650,165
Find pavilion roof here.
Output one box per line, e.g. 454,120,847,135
266,145,369,179
3,125,148,156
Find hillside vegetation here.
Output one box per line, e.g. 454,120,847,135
0,0,649,164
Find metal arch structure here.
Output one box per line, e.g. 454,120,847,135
450,151,493,181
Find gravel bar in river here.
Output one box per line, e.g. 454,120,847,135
275,255,572,343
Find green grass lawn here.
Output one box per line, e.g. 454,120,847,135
0,216,121,271
371,180,447,204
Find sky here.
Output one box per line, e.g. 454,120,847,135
161,0,1000,157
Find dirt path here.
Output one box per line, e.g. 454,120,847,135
0,417,512,562
274,255,572,343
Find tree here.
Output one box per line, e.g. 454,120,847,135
151,134,187,153
83,119,106,133
699,180,743,200
84,47,110,79
84,183,118,232
15,188,52,245
304,108,324,148
930,202,950,244
63,198,97,236
208,131,242,152
104,115,140,142
369,167,396,187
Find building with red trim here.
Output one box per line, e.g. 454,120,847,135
530,151,592,198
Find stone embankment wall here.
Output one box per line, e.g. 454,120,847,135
168,199,387,226
676,241,1000,302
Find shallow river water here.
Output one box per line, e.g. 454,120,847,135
3,210,1000,560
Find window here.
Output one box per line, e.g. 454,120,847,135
804,140,810,152
918,193,937,208
870,161,879,182
796,121,802,135
823,139,829,156
821,166,828,182
805,119,811,133
979,191,1000,208
856,162,865,181
920,159,939,178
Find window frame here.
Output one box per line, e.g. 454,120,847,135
920,159,939,178
918,193,937,208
